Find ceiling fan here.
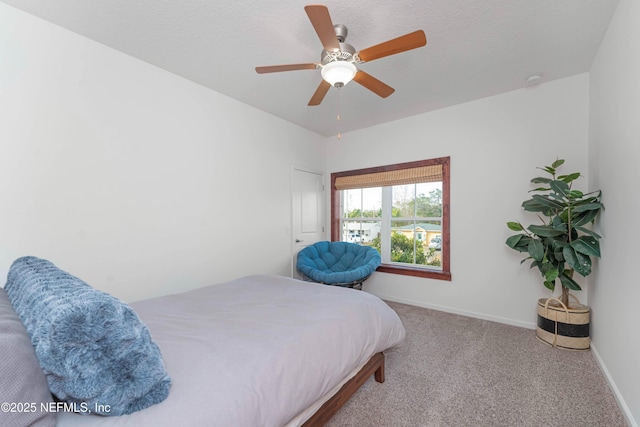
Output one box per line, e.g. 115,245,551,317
255,5,427,106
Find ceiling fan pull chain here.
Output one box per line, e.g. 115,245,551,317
337,87,342,140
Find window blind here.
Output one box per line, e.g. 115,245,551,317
334,164,443,190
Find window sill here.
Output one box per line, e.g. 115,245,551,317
376,264,452,281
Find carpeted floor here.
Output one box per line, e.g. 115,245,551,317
325,301,628,427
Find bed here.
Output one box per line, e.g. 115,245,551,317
1,257,405,427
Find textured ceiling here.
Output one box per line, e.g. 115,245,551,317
1,0,619,137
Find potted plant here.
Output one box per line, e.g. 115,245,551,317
505,159,604,350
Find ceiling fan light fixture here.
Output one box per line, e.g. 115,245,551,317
321,61,357,87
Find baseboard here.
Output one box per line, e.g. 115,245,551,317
372,293,537,330
591,343,638,427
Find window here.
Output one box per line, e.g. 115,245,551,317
331,157,451,281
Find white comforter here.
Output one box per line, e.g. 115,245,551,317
56,275,405,427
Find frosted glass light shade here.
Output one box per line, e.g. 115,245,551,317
321,61,357,86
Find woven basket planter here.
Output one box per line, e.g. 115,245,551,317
536,297,590,350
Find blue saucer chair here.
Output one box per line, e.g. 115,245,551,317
296,241,381,289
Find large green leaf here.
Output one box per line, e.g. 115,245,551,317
506,222,524,231
575,225,602,239
506,234,522,248
559,271,582,291
528,224,566,237
527,195,565,211
531,177,552,184
543,268,558,289
550,216,568,233
572,208,600,227
545,268,559,282
558,172,580,183
528,239,544,261
563,246,592,276
551,159,565,168
570,236,601,257
548,193,567,204
521,198,548,213
572,202,604,213
552,240,566,262
506,234,530,252
550,180,570,197
543,280,556,291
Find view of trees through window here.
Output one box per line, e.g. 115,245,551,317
342,184,443,269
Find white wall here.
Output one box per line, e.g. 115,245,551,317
326,74,590,329
0,4,326,302
589,0,640,424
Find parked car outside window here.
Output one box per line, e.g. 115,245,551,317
428,236,442,250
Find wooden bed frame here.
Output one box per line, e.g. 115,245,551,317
301,352,385,426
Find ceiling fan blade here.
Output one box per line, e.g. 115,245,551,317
357,30,427,63
255,63,318,74
304,5,340,52
353,71,395,98
308,80,332,106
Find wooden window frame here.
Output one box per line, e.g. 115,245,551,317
331,157,451,281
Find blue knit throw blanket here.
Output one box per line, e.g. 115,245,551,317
4,256,171,416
